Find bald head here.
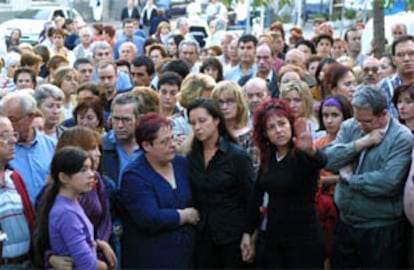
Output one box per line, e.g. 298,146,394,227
285,49,306,69
244,77,271,113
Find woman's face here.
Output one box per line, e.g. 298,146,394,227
322,105,344,136
77,108,100,130
283,90,304,118
204,66,219,81
161,26,169,35
265,114,292,149
60,71,79,97
63,157,95,195
88,146,101,171
397,91,414,122
332,41,346,59
7,63,20,78
316,38,332,58
53,33,64,48
280,71,301,85
308,61,320,78
40,97,63,127
189,107,219,143
334,71,357,101
218,92,238,122
167,38,177,56
11,31,20,42
379,57,395,80
149,49,163,67
297,44,312,62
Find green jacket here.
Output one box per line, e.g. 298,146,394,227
323,117,413,228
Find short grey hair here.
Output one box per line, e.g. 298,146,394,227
178,39,200,53
176,17,189,28
91,41,112,56
351,85,388,115
111,92,141,119
0,91,37,115
118,41,137,55
34,84,65,108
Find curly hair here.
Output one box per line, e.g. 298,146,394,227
253,99,295,170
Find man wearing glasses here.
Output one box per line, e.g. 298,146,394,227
0,92,56,205
0,115,35,267
381,35,414,117
323,86,413,268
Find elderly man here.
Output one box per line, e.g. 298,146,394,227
357,57,381,88
244,77,271,128
73,27,93,60
0,92,56,204
179,39,200,74
323,86,413,268
285,49,316,88
0,115,35,268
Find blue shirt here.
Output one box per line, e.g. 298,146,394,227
10,129,56,204
113,36,145,59
108,131,142,189
379,74,400,118
224,64,257,81
93,69,132,94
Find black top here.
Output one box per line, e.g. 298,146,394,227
246,148,326,242
121,7,141,22
188,137,254,245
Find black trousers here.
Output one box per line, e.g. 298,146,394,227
256,229,324,269
194,230,244,269
332,219,407,269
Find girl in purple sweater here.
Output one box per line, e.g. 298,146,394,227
34,146,116,269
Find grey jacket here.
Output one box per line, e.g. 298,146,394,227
323,117,413,228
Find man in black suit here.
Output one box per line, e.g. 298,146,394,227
121,0,140,22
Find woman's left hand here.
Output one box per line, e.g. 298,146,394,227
294,118,316,156
96,240,117,270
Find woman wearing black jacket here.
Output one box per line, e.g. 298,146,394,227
187,99,254,268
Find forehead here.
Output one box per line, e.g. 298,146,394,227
354,107,375,118
98,65,116,75
0,117,13,131
246,83,267,93
112,103,135,115
238,41,255,48
96,48,111,53
160,83,179,90
256,45,272,55
131,65,148,73
181,44,197,51
363,59,379,67
347,30,362,38
395,40,414,52
78,63,93,69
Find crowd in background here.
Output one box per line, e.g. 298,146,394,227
1,0,414,269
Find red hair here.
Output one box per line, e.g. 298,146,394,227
135,112,170,151
253,99,295,170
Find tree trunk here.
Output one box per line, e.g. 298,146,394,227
373,0,385,58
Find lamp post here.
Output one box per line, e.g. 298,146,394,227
69,0,74,19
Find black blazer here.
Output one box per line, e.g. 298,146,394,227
121,7,140,22
188,137,254,244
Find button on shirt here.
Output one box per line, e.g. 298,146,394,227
9,129,56,204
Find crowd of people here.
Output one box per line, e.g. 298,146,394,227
1,0,414,269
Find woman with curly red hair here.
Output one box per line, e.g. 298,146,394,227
241,99,327,268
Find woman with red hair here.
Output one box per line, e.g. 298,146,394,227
241,99,326,268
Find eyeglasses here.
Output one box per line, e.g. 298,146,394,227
0,131,18,141
112,116,133,124
158,136,175,147
96,52,111,57
395,50,414,59
363,66,379,73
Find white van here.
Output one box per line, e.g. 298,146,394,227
361,11,414,55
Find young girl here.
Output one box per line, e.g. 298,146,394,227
35,146,114,269
314,95,353,264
